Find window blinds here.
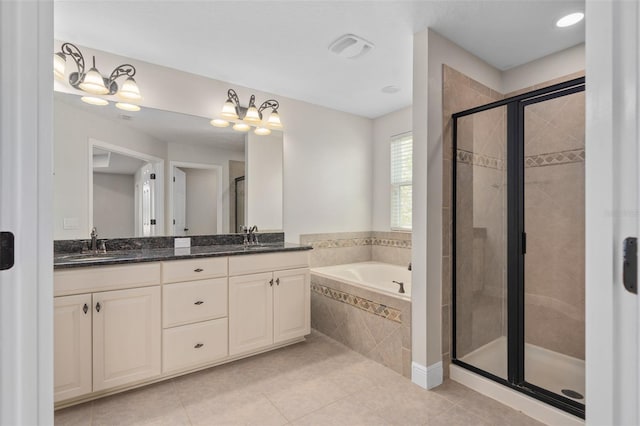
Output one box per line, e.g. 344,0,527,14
390,133,412,230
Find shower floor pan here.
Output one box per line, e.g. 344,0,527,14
459,336,585,402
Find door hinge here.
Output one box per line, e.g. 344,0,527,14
623,237,637,294
150,219,156,225
173,219,176,225
0,231,15,271
150,173,156,180
173,176,176,182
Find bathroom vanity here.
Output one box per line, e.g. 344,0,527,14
53,243,311,407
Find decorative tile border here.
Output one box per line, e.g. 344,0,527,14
456,149,504,170
311,283,402,323
525,149,585,167
457,148,585,170
308,237,411,250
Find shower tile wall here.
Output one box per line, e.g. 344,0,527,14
443,65,586,375
300,231,411,267
442,66,505,375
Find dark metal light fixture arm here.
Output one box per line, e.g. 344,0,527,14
108,64,136,83
258,99,279,114
227,89,241,107
60,42,85,75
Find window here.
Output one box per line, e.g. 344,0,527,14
390,133,412,230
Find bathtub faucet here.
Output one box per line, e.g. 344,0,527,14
392,280,405,294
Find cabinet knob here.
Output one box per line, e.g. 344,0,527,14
95,302,101,313
194,300,204,305
194,343,204,349
194,268,204,273
276,278,280,286
83,303,88,314
269,279,274,286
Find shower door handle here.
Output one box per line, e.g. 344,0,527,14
623,237,637,294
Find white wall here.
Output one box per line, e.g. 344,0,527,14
246,132,283,231
93,173,135,238
54,98,167,239
54,41,374,243
372,106,412,231
184,168,218,235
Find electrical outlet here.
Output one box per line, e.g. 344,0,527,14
174,237,191,248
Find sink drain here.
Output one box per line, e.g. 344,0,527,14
561,389,584,399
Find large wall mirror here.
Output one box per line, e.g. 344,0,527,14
53,91,283,240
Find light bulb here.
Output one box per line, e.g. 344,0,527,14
267,111,282,129
232,122,250,132
254,126,271,136
79,67,109,95
221,100,239,119
244,106,261,123
118,77,142,101
53,52,66,80
556,12,584,28
81,96,109,106
210,119,230,127
115,102,141,112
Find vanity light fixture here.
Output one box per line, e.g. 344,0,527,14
54,42,143,110
212,89,282,135
556,12,584,28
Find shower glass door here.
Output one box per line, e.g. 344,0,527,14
522,90,586,403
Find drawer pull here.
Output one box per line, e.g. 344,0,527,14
194,268,204,273
269,279,274,287
194,300,204,305
276,278,280,286
95,302,101,313
83,303,89,314
194,343,204,349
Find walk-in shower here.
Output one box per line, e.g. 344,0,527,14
452,77,585,418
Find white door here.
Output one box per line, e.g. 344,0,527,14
228,272,274,355
586,1,639,424
54,294,92,402
173,167,187,236
92,286,161,392
273,268,310,343
0,1,53,424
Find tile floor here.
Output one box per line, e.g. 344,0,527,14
55,330,544,426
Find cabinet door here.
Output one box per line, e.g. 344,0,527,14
54,294,92,402
229,272,273,355
93,286,161,392
273,268,310,343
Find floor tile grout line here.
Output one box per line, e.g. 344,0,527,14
260,391,289,425
171,378,195,426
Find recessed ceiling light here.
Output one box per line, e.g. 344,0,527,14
556,12,584,28
382,85,400,94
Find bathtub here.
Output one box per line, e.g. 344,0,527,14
311,261,411,299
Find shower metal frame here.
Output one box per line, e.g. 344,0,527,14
451,77,586,419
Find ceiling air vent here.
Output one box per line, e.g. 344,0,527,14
329,34,375,59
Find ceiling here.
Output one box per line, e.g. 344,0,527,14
56,92,246,152
54,1,585,119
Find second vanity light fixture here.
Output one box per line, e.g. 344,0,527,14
54,42,142,111
211,89,282,136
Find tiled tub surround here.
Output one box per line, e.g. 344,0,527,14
300,231,411,267
310,270,412,378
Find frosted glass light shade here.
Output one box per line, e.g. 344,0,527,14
221,100,239,119
79,68,109,95
254,126,271,136
244,106,261,123
556,12,584,27
54,53,66,79
232,122,250,132
267,111,282,129
210,119,230,127
81,96,109,106
118,77,142,101
115,102,141,112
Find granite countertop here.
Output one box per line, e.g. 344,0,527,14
54,242,312,269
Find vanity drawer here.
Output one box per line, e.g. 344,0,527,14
162,318,228,373
228,251,309,276
163,278,227,328
54,263,161,296
162,257,227,283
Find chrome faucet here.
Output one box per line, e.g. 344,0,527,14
90,227,98,253
242,225,259,246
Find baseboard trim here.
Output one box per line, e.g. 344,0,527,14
412,361,443,389
450,364,584,426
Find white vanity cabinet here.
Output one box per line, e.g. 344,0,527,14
228,252,310,356
161,257,229,373
54,263,162,402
